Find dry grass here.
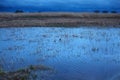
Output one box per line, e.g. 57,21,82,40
0,12,120,27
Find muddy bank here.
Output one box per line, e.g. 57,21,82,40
0,12,120,27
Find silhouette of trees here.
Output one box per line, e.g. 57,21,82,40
102,10,109,13
94,10,100,13
15,10,24,13
111,11,117,13
94,10,117,14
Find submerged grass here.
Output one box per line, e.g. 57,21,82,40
0,65,52,80
0,68,5,76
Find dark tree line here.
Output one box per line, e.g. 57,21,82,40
15,10,24,13
94,10,117,13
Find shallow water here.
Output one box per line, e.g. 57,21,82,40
0,27,120,80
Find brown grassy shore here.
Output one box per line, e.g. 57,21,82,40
0,12,120,27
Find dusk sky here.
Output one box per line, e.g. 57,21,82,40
0,0,120,12
0,0,119,7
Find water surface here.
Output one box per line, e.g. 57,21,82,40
0,27,120,80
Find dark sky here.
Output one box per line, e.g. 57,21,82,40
0,0,120,12
0,0,120,7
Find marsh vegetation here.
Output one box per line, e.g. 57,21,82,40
0,13,120,27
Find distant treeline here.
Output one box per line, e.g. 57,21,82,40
15,10,24,13
14,9,118,13
94,10,117,13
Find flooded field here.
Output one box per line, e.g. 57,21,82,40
0,27,120,80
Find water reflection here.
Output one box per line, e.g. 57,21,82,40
0,27,120,80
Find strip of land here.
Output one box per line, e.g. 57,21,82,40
0,12,120,27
